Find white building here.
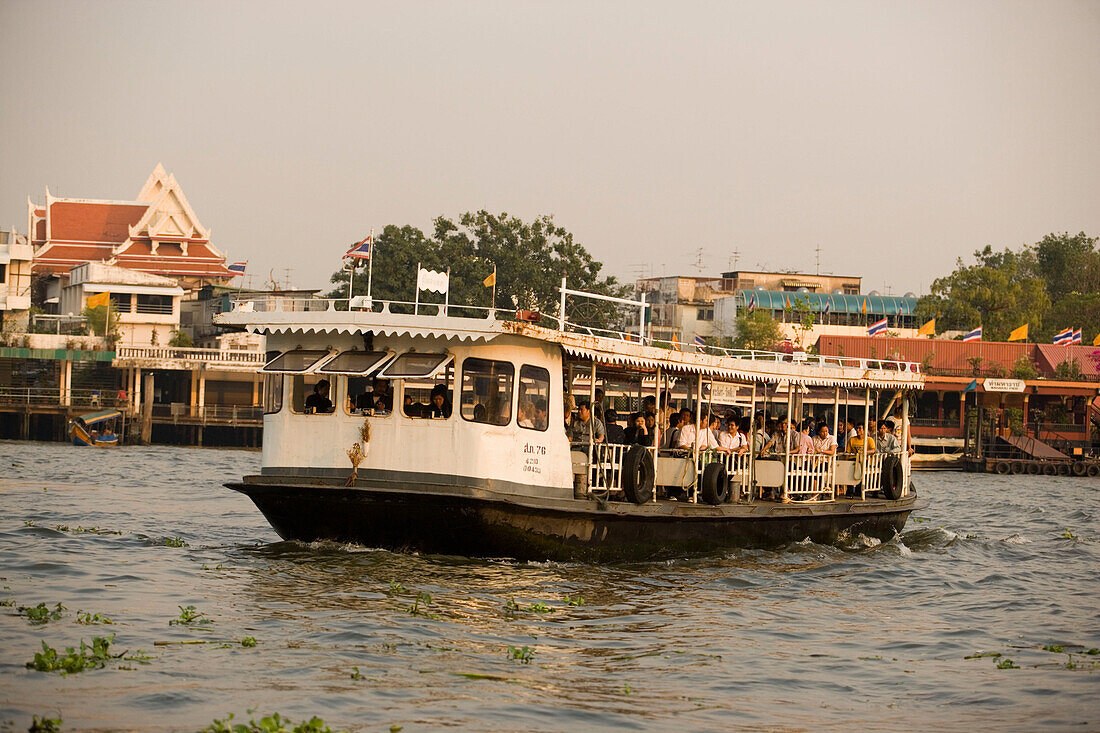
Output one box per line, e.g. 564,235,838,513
0,227,34,331
61,262,184,347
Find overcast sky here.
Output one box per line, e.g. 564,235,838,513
2,0,1098,295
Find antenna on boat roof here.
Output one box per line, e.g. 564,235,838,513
728,249,740,271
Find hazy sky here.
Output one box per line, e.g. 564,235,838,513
2,0,1098,295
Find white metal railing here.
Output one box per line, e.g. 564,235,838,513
226,294,923,375
589,442,629,493
859,452,910,499
784,453,836,502
695,451,751,502
115,346,266,365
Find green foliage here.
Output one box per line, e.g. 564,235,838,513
406,591,436,618
1033,232,1100,305
203,712,342,733
56,525,121,535
350,666,362,680
731,309,783,351
76,611,114,625
22,602,65,624
168,329,194,347
26,635,113,674
1054,358,1082,381
81,305,119,339
170,605,212,626
1010,356,1039,380
163,537,189,547
785,295,818,350
241,636,257,648
995,658,1019,669
964,651,1001,659
326,213,630,330
29,715,63,733
564,595,585,607
387,580,406,594
1042,644,1065,653
507,645,534,663
916,245,1049,341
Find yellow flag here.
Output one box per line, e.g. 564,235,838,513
1007,323,1028,342
482,270,496,288
861,298,868,315
86,291,110,309
917,318,935,336
1093,331,1100,346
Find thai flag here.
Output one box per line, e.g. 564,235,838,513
1071,328,1082,344
345,235,373,259
694,334,706,350
227,262,246,276
867,317,888,337
823,298,831,316
1053,328,1073,345
747,292,757,313
963,326,983,342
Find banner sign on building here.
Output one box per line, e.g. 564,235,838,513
983,378,1026,393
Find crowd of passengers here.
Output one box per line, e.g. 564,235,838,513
565,389,914,459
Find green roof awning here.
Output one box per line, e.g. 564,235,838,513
0,347,116,362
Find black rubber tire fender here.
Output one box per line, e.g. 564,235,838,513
994,461,1011,475
881,455,904,500
1057,463,1072,476
1072,461,1088,477
621,445,655,504
700,461,730,505
1041,463,1057,476
1010,461,1025,474
1088,463,1100,478
1025,462,1041,475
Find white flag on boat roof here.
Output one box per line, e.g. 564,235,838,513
417,267,449,294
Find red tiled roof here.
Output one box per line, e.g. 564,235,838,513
1034,344,1100,378
48,201,148,243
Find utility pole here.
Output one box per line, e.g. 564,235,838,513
694,247,705,274
815,245,822,275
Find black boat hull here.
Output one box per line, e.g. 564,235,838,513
228,475,919,562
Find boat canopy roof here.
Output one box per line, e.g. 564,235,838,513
218,297,924,389
78,409,122,425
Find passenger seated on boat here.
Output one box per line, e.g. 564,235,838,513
426,385,452,419
718,418,748,454
370,378,393,413
677,411,718,450
625,413,653,447
603,409,626,444
534,398,549,430
517,399,536,428
569,401,605,445
760,419,792,457
563,393,576,432
662,411,683,449
793,420,815,455
877,421,902,455
812,423,837,455
474,404,488,422
304,379,334,414
642,395,657,417
845,424,875,456
403,395,423,417
752,416,770,455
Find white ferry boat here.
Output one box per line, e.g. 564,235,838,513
217,285,924,561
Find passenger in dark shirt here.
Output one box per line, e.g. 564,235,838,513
604,408,627,444
304,380,333,413
427,385,452,418
625,413,653,447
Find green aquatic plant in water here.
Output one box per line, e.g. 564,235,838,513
1043,644,1065,653
241,636,257,648
996,658,1019,669
564,595,585,607
22,602,65,624
1061,528,1077,540
77,611,113,625
55,525,122,536
528,602,553,614
350,666,362,680
964,651,1001,659
203,712,343,733
29,715,62,733
170,605,212,626
387,580,406,594
26,635,113,674
163,537,189,548
507,645,534,664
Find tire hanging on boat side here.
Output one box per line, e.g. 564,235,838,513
880,455,904,500
621,445,655,505
700,462,729,505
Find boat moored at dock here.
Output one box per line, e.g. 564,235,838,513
217,286,925,562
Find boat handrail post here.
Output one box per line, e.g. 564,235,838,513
588,359,597,495
692,373,703,503
653,364,662,498
784,380,794,500
747,382,757,502
862,387,871,500
902,391,910,495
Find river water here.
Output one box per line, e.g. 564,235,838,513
0,441,1096,732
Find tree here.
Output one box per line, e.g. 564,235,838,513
915,245,1049,341
1033,232,1100,305
327,212,630,330
81,305,119,339
785,295,817,351
732,310,782,351
169,329,194,347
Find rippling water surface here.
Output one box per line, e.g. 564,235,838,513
0,440,1097,731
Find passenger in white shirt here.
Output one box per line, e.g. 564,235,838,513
811,423,837,455
718,419,748,453
676,412,719,451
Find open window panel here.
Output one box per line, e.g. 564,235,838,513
317,350,396,376
261,349,331,374
378,352,454,379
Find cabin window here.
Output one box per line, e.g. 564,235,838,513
263,374,283,414
109,293,132,312
319,350,392,375
517,365,550,431
402,363,454,419
262,349,330,373
461,357,514,426
290,374,336,415
345,376,393,416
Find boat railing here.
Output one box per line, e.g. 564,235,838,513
588,442,630,494
859,452,911,498
784,453,836,502
0,386,128,408
227,295,922,374
115,346,266,366
695,451,751,502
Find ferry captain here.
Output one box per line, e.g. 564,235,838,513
305,379,334,414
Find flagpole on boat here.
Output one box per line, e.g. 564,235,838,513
346,254,354,301
366,228,374,302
